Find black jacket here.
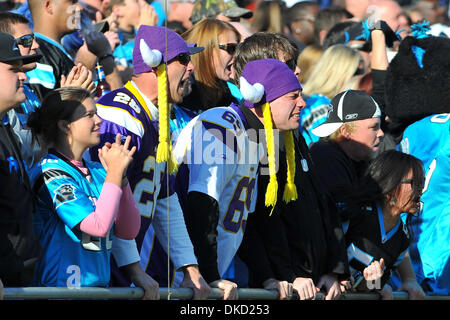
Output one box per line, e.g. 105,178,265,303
237,106,349,286
29,36,75,101
0,119,40,286
310,139,368,203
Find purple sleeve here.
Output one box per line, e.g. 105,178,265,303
89,118,143,162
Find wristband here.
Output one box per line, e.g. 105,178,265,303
99,54,115,75
363,19,402,48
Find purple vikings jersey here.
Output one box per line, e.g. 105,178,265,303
90,81,196,284
94,82,169,215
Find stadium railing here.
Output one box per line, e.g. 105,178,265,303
3,287,450,300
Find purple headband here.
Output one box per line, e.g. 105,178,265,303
133,25,203,74
240,59,302,108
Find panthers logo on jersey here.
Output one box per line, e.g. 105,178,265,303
54,183,77,208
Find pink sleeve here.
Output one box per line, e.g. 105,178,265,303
113,183,141,240
79,182,122,237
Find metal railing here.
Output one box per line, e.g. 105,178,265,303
3,287,450,300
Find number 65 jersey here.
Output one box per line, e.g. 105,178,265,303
173,104,260,276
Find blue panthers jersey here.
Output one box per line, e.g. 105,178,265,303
30,151,113,287
400,113,450,294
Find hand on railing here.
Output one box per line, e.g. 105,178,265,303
262,278,293,300
209,279,238,300
180,265,211,300
2,287,446,300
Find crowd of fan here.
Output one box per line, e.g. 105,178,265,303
0,0,449,300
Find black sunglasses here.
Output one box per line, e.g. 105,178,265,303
285,58,297,71
218,43,238,55
170,53,191,66
15,33,35,48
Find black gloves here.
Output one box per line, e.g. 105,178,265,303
84,31,115,75
364,19,402,48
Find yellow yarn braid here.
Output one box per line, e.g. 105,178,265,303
262,102,278,213
156,64,177,174
282,131,298,203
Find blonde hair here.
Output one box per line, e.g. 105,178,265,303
282,130,297,203
328,121,357,142
156,65,177,173
297,44,323,84
262,102,279,209
302,44,361,98
261,102,297,214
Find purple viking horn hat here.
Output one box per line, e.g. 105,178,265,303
239,59,302,108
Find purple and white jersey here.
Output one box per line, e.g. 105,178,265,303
90,81,197,277
94,81,168,218
173,105,260,276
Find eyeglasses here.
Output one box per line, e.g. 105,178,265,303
169,53,191,66
285,58,297,71
15,34,35,48
218,43,238,55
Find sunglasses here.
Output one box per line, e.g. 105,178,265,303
15,33,35,48
218,43,238,55
170,53,191,66
285,58,297,71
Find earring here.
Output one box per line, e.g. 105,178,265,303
390,197,397,206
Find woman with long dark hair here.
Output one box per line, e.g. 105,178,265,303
27,87,141,289
338,150,426,299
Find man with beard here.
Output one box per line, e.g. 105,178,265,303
89,25,210,300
